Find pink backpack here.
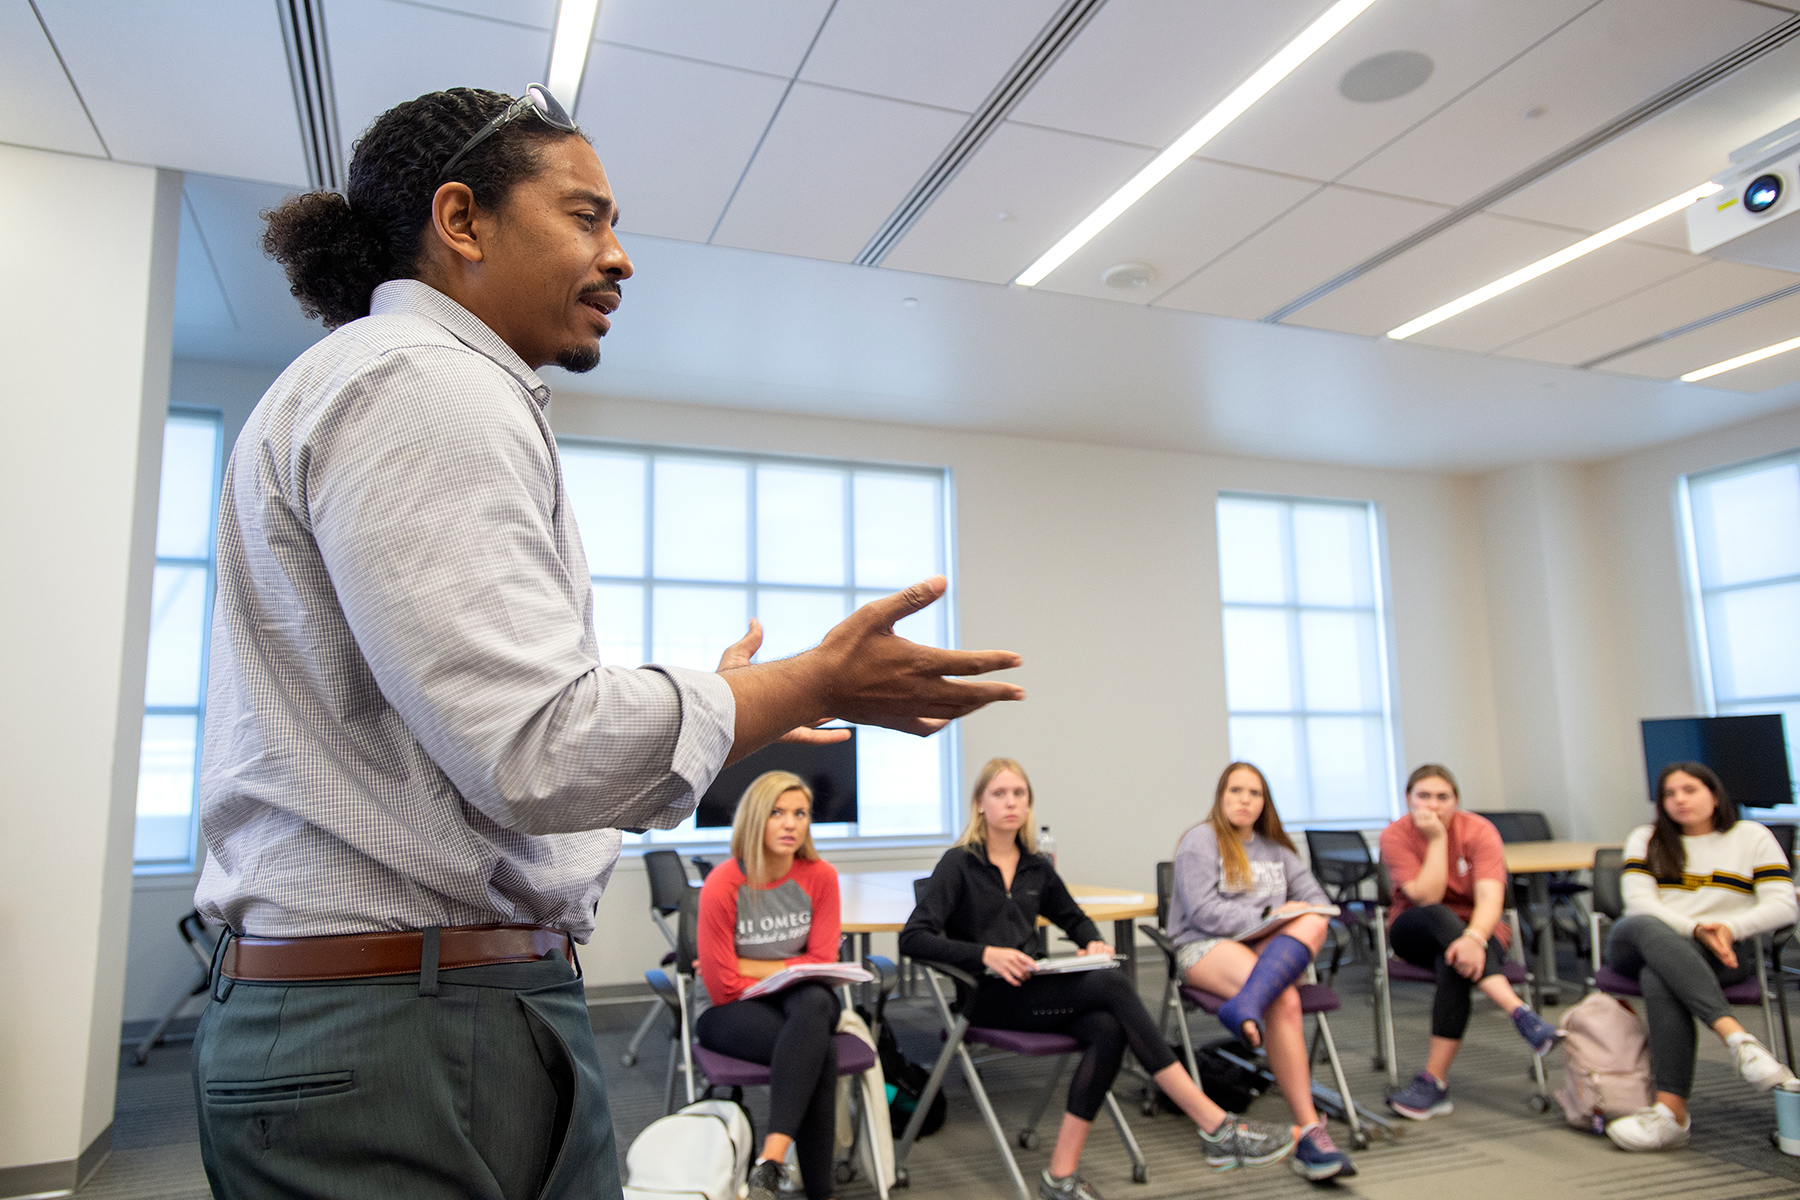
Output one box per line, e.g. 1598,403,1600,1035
1555,991,1655,1132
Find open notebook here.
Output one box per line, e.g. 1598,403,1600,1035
741,961,874,1000
986,954,1121,978
1231,904,1339,943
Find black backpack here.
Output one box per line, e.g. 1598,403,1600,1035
861,1006,947,1140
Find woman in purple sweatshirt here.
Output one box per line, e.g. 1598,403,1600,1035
1169,762,1351,1183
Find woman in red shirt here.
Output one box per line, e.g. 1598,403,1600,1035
1378,764,1558,1120
696,771,843,1200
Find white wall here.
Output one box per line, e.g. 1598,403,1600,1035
0,145,179,1193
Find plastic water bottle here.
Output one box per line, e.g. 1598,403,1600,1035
1038,825,1056,867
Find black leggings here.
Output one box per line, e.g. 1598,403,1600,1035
695,983,841,1200
1608,914,1755,1098
1390,904,1507,1040
969,967,1176,1121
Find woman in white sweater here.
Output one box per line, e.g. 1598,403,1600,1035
1604,761,1797,1152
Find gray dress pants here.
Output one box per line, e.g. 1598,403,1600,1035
193,948,620,1200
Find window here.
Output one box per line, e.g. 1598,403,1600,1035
135,410,223,873
1681,451,1800,795
558,440,956,845
1215,493,1398,825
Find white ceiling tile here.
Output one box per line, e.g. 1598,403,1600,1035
800,0,1065,112
1203,0,1594,184
711,83,967,263
328,0,549,154
1037,159,1324,302
1155,185,1446,320
174,196,236,335
576,44,787,243
35,0,308,185
1498,258,1800,365
1289,213,1594,337
1407,240,1700,353
1340,0,1784,207
881,122,1153,285
1492,34,1800,238
406,0,557,28
0,4,106,157
181,174,333,362
1682,341,1800,393
1008,0,1334,150
595,0,831,77
1600,288,1800,379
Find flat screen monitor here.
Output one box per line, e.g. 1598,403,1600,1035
695,731,857,828
1640,714,1793,810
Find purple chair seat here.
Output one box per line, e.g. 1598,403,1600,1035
1387,957,1527,985
1594,965,1762,1005
965,1027,1081,1057
692,1032,876,1088
1180,982,1341,1016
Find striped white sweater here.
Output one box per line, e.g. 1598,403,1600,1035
1621,821,1796,940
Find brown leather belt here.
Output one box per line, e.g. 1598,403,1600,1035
222,924,572,982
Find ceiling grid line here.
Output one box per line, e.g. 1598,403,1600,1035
1486,259,1713,356
27,0,109,158
1576,279,1800,369
853,0,1110,268
704,0,840,246
1258,11,1800,324
181,193,240,331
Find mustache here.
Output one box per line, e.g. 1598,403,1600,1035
581,280,622,301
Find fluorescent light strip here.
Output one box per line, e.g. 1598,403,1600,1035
1386,182,1722,340
1013,0,1379,287
547,0,603,110
1681,334,1800,382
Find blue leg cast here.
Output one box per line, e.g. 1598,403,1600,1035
1216,934,1312,1046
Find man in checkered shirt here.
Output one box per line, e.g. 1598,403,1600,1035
191,86,1023,1200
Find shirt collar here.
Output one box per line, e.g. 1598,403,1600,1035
369,279,552,407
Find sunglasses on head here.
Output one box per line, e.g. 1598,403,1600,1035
438,84,577,183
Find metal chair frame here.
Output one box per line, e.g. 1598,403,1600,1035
1369,863,1553,1111
132,910,221,1066
622,849,697,1069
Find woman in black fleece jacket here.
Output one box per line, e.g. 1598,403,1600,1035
901,759,1295,1200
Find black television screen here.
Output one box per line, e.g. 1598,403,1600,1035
1640,714,1793,809
695,731,857,828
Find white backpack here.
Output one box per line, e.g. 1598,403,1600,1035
1555,991,1655,1133
623,1099,754,1200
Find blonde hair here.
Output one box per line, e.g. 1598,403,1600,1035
1191,761,1295,890
731,771,819,884
954,757,1039,856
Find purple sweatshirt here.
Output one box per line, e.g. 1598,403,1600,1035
1169,824,1326,947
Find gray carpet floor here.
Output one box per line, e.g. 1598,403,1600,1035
97,956,1800,1199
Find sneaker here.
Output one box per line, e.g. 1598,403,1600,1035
1038,1168,1105,1200
746,1159,784,1200
1511,1006,1562,1056
1731,1033,1796,1091
1198,1116,1296,1170
1290,1124,1355,1182
1605,1103,1690,1152
1387,1071,1453,1120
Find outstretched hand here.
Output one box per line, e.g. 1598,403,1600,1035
715,620,850,746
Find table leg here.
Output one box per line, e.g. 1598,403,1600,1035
1528,873,1559,1004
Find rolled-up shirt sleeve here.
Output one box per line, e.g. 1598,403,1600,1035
301,346,733,835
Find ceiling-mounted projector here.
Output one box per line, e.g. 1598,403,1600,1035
1687,117,1800,273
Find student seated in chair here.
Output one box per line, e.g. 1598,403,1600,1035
1603,761,1796,1152
901,758,1296,1200
1170,761,1354,1182
696,771,843,1200
1380,764,1560,1120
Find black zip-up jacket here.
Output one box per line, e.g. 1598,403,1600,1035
899,842,1103,975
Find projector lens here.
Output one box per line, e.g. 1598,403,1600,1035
1745,173,1783,214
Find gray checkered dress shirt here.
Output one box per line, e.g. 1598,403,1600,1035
195,280,734,943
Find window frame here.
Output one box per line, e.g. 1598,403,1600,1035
133,406,225,877
556,435,963,856
1216,489,1403,829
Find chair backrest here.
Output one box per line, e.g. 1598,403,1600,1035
1304,830,1376,894
1591,846,1626,920
676,887,701,976
1767,823,1798,874
1155,861,1174,930
644,849,692,914
913,877,931,905
1476,810,1553,843
1374,860,1395,908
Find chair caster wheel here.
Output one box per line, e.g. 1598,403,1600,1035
1018,1130,1039,1150
621,1052,637,1067
1527,1094,1551,1114
895,1168,910,1188
1352,1132,1370,1150
834,1163,855,1185
1140,1098,1156,1117
1131,1166,1148,1184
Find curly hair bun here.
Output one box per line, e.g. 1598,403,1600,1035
262,190,390,329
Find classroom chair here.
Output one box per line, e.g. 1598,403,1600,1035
670,889,895,1200
1140,861,1379,1148
1303,829,1381,966
1475,809,1592,958
1370,863,1553,1111
893,879,1147,1200
132,910,222,1066
621,849,696,1069
1585,846,1792,1066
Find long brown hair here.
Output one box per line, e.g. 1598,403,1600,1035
1191,762,1296,890
955,758,1039,855
1644,761,1736,880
